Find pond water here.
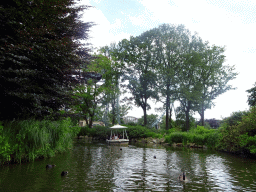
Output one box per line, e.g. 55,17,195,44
1,139,256,191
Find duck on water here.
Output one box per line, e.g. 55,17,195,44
179,172,188,181
46,164,56,168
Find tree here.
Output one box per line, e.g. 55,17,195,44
99,44,126,125
247,83,256,107
73,55,115,127
194,44,237,126
137,114,158,127
118,34,158,126
0,0,93,120
175,34,237,130
152,24,190,130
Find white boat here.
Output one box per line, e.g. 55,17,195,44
106,124,129,145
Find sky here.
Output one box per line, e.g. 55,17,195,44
79,0,256,120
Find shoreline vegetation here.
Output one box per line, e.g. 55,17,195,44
1,107,255,165
0,118,80,165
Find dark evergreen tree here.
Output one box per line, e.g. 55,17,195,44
0,0,93,120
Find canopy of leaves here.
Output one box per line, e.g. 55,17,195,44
72,54,118,127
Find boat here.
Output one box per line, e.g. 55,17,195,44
106,124,129,145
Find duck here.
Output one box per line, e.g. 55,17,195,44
178,172,187,181
61,171,68,176
46,164,56,168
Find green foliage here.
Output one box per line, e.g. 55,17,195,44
164,125,219,149
126,125,148,139
159,115,176,130
92,126,111,140
0,118,79,164
189,134,205,146
126,122,138,126
218,107,256,154
77,124,162,140
165,132,188,144
138,114,158,126
77,126,111,140
167,127,182,134
247,82,256,107
72,54,118,127
240,134,256,154
116,34,159,126
0,122,12,162
175,111,196,131
222,111,249,127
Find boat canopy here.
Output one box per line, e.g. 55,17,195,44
110,124,127,129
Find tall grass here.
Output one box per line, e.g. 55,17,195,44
165,126,219,149
0,118,80,164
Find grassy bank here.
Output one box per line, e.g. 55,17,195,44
164,107,256,157
0,118,80,164
165,126,219,149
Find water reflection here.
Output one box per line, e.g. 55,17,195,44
0,140,256,191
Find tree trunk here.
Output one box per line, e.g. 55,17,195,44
201,103,205,126
185,110,190,131
89,117,93,128
111,102,115,125
89,110,94,128
185,101,191,131
143,106,147,126
84,115,89,126
166,96,170,130
169,107,172,127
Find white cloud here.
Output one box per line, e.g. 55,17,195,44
80,2,131,49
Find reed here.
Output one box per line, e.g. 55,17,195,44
0,118,80,164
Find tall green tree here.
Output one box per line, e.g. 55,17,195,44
100,44,126,125
73,55,115,127
195,45,237,126
0,0,93,120
117,34,158,126
175,35,206,131
152,24,190,130
177,36,237,130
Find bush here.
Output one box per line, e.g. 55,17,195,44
189,133,205,146
240,133,256,154
77,126,96,137
221,110,249,127
126,125,148,139
93,126,111,140
205,130,219,149
165,132,188,144
217,107,256,154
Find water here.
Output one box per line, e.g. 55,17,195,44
1,139,256,191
